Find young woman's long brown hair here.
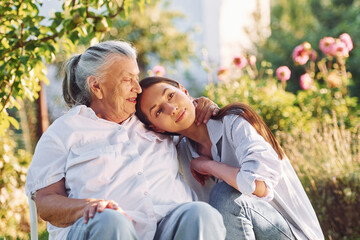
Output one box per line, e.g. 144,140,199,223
136,76,285,160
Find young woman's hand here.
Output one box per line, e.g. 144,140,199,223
191,156,242,191
193,97,219,126
190,156,213,185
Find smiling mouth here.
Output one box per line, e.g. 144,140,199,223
127,98,137,103
176,109,186,123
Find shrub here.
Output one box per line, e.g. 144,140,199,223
205,33,359,134
0,130,32,239
277,116,360,239
205,75,309,133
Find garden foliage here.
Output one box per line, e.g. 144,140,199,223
258,0,360,98
204,34,359,239
0,131,32,239
0,0,150,136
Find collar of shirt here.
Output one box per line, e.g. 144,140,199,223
71,104,136,125
185,119,223,162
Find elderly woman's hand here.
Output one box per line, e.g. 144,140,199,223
83,199,132,224
193,97,220,126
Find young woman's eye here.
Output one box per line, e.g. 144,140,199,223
156,108,162,117
168,92,175,100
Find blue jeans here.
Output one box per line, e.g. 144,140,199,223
67,202,226,240
154,202,226,240
209,182,296,240
66,209,138,239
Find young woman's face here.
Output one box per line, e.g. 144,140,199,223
140,82,196,133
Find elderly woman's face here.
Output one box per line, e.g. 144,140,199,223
98,55,141,122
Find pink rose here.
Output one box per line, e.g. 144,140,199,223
310,50,317,61
330,41,349,58
217,67,228,82
300,73,313,90
276,66,291,82
152,65,166,76
319,37,335,55
292,44,309,65
339,33,353,51
233,55,247,69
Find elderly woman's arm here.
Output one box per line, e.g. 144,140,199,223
35,178,120,227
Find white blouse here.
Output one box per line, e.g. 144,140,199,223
178,114,324,240
25,105,196,240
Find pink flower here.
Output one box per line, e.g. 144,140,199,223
217,67,228,82
300,73,313,90
310,50,317,61
292,44,309,65
339,33,353,51
152,65,166,76
248,55,257,66
330,41,349,58
319,37,335,55
233,55,247,69
276,66,291,82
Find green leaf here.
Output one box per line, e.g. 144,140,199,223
19,56,30,65
68,30,80,44
8,116,19,129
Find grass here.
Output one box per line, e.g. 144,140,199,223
277,115,360,239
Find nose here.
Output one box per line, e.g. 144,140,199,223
132,79,142,93
163,103,178,115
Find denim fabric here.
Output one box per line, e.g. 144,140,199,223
154,202,226,240
209,182,296,240
66,209,138,240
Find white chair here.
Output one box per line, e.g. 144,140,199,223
28,196,39,240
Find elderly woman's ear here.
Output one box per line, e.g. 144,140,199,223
87,76,103,99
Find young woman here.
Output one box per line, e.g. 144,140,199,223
135,76,324,240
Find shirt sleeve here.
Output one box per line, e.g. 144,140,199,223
227,115,283,201
25,129,68,196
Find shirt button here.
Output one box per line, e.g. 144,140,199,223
144,191,149,196
137,171,143,175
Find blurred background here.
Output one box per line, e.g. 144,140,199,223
0,0,359,239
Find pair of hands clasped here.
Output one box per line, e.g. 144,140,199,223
83,98,219,223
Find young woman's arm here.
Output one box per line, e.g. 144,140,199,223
190,156,269,198
228,115,282,200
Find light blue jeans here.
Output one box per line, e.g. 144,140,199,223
209,182,296,240
154,202,226,240
66,209,138,240
67,202,226,240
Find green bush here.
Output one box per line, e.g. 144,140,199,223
277,119,360,239
0,130,32,239
205,75,308,133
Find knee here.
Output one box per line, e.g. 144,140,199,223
89,209,134,232
183,202,224,224
209,182,241,214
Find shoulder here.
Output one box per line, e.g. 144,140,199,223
220,114,264,145
222,114,254,133
129,115,172,142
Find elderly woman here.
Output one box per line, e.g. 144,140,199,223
25,41,225,240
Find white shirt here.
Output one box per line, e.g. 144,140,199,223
178,114,324,240
25,105,196,240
